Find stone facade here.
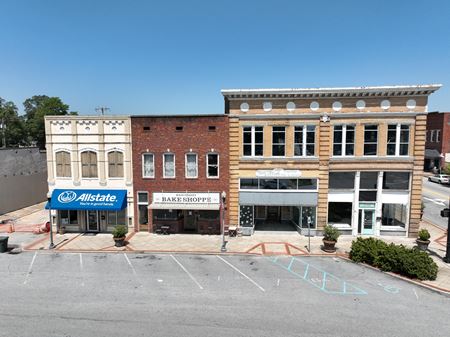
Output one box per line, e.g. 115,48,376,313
223,85,441,237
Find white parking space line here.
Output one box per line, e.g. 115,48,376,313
216,255,265,292
79,253,84,287
124,253,142,287
23,252,37,285
413,288,419,300
170,254,203,290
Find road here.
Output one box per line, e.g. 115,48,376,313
0,251,449,337
422,177,449,229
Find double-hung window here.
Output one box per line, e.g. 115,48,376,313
243,126,263,157
207,153,219,178
108,151,124,178
81,151,98,178
185,153,198,178
163,153,175,178
387,124,410,156
364,125,378,156
142,153,154,178
294,125,315,157
272,126,286,156
333,125,355,156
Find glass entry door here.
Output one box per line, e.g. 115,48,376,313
359,209,375,235
87,210,99,232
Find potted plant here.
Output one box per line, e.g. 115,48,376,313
112,225,128,247
416,228,430,251
322,224,341,253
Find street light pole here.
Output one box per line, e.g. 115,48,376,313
48,197,55,249
442,198,450,263
221,191,227,252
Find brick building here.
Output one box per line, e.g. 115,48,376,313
425,112,450,171
131,115,229,234
222,84,441,238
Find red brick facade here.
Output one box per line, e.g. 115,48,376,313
425,112,450,169
131,115,229,233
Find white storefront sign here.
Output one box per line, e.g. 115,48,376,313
256,168,302,178
153,192,220,205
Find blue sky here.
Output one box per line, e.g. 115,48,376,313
1,0,449,115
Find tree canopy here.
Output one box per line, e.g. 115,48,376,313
0,98,27,147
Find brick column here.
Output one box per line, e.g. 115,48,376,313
229,117,240,226
317,119,331,231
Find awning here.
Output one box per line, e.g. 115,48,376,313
425,149,442,159
46,189,127,211
150,203,220,210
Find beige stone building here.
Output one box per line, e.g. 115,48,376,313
45,116,134,233
222,85,441,237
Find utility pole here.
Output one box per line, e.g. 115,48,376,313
95,106,110,115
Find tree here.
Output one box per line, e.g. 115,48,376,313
0,97,27,148
24,95,77,149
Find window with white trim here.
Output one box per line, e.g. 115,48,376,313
333,125,355,156
243,126,263,157
387,124,410,156
364,125,378,156
163,153,175,178
294,125,315,157
207,153,219,178
81,151,98,178
185,153,198,178
108,151,124,178
436,130,441,142
272,126,286,156
55,151,71,177
430,130,435,142
142,153,154,178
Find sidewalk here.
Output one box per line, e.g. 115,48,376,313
0,201,48,232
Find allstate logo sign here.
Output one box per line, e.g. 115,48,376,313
57,190,77,204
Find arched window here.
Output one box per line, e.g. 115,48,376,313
108,151,124,178
81,151,98,178
55,151,71,177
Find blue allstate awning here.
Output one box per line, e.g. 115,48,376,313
46,189,127,211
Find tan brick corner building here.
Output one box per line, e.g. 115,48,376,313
222,84,441,237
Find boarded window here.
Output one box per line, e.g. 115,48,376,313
81,151,98,178
55,151,71,177
108,151,124,178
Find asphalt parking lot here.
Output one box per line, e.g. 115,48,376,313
1,252,450,337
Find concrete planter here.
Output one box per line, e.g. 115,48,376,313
416,239,430,251
114,237,126,247
322,239,337,253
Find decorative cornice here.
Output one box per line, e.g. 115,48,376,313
221,84,442,99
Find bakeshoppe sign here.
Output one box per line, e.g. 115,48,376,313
153,192,220,205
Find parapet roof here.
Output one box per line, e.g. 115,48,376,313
221,84,442,98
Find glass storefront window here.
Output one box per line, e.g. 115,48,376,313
60,210,78,226
383,172,410,190
329,172,355,189
107,210,126,226
300,206,316,229
260,179,278,189
240,179,259,189
360,172,378,189
298,179,317,190
239,206,254,227
278,179,297,190
154,209,178,220
382,204,407,228
138,205,148,225
239,178,317,190
328,202,352,226
198,211,219,220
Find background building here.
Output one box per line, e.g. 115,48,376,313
0,147,47,215
425,111,450,171
131,115,229,234
222,84,441,237
45,116,134,233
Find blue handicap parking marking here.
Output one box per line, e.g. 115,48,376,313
267,256,367,296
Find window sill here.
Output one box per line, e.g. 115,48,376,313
142,176,155,179
380,226,406,231
207,177,220,179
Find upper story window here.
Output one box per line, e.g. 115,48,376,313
364,125,378,156
163,153,175,178
436,130,441,142
272,126,286,156
55,151,71,178
142,153,154,178
387,124,410,156
243,126,263,157
185,153,198,178
207,153,219,178
294,125,315,157
333,125,355,156
81,151,98,178
329,172,355,189
430,130,435,142
108,151,124,178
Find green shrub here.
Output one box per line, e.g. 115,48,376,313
323,225,340,242
418,229,430,241
349,238,438,281
112,225,128,238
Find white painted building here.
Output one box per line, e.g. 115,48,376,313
45,116,134,233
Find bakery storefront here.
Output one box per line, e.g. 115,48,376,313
149,192,222,234
47,189,128,233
